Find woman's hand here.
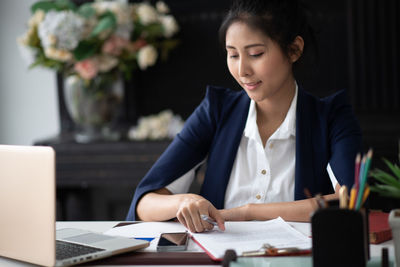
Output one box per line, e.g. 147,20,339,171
176,194,225,232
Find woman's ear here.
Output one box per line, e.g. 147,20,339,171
289,36,304,63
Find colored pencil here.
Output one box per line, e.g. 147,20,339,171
354,153,361,188
349,185,357,210
355,149,373,210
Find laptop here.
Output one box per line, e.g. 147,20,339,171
0,145,149,266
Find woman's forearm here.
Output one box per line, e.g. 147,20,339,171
137,189,225,232
136,188,183,221
247,198,318,222
244,185,341,222
222,192,339,222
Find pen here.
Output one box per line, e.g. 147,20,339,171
200,214,218,226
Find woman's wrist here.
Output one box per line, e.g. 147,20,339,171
243,203,254,221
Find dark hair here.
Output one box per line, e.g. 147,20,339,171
219,0,317,66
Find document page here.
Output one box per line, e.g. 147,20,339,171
104,221,186,238
191,217,311,260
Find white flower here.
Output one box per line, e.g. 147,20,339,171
160,15,179,38
97,55,118,73
92,1,134,39
38,10,85,50
136,3,159,25
156,1,170,14
137,45,158,70
44,47,72,62
28,9,45,28
115,23,133,39
127,109,184,140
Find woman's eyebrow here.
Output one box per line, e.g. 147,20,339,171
226,43,266,50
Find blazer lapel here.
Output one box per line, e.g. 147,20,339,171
201,92,250,209
295,88,315,200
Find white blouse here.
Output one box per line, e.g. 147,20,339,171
166,84,338,208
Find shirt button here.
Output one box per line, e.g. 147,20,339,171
256,194,261,200
261,169,267,175
269,143,274,149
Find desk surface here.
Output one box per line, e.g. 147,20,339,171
0,221,395,267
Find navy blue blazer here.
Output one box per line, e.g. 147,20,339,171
126,86,362,220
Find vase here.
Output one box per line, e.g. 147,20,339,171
63,74,124,143
389,209,400,266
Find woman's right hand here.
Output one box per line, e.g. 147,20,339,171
176,194,225,233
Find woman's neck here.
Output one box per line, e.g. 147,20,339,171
255,77,296,146
255,78,296,122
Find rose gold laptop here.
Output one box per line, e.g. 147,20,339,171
0,145,148,266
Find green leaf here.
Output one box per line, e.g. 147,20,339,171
31,1,58,13
369,169,400,190
54,0,76,11
144,23,164,38
29,52,64,71
383,158,400,180
370,184,400,198
77,3,95,18
90,12,116,37
73,41,98,61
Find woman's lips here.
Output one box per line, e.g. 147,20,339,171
243,81,262,90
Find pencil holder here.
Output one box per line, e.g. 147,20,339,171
311,208,369,267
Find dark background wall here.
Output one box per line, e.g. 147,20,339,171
129,0,400,164
56,0,400,219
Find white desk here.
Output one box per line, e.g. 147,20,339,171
0,221,395,267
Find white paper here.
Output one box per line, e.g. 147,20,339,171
103,218,311,257
104,221,186,238
191,217,311,259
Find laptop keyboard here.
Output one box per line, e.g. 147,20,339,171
56,240,105,260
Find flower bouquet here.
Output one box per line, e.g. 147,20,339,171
18,0,180,142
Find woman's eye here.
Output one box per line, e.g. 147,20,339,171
229,54,239,59
251,52,264,58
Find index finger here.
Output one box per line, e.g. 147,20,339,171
208,207,225,231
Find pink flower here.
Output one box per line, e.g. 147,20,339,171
74,58,98,80
133,39,147,50
102,35,131,56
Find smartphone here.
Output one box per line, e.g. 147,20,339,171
156,232,189,252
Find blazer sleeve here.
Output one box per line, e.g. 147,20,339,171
126,87,219,220
325,90,362,189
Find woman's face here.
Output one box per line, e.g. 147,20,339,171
225,22,295,102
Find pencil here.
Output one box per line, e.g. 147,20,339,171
339,185,348,209
354,153,361,189
353,154,366,209
349,185,357,210
355,149,373,210
361,185,370,207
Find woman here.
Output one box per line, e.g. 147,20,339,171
126,0,362,232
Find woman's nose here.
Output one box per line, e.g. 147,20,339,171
238,58,252,77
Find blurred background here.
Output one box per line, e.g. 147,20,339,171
0,0,399,220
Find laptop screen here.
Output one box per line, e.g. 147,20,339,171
0,145,56,266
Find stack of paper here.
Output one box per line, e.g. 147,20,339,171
104,217,311,260
191,217,311,260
